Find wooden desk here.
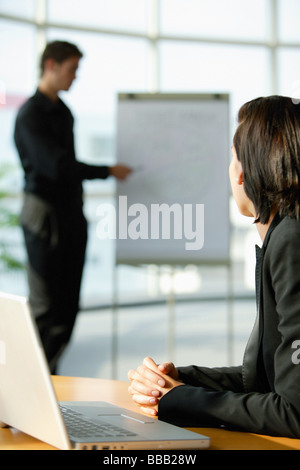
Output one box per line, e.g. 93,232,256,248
1,375,300,450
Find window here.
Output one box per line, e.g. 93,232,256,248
159,0,271,42
0,0,36,20
1,0,300,302
159,41,271,122
47,0,150,33
278,48,300,99
0,19,36,166
0,19,37,294
278,0,300,43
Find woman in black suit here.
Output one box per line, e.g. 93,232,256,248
128,96,300,438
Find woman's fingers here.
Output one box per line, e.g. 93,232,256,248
129,389,158,406
128,376,161,397
139,405,158,416
143,357,179,381
127,387,158,416
158,361,178,379
128,361,166,389
127,357,179,415
138,362,166,387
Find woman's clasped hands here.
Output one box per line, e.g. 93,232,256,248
128,356,184,416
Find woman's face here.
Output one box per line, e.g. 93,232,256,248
229,146,255,218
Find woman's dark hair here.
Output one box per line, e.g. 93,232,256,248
233,95,300,224
40,40,83,74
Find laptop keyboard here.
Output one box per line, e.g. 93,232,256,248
60,406,137,439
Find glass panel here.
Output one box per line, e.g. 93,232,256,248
47,0,150,33
0,20,37,98
0,20,36,295
0,0,36,19
159,0,271,41
278,0,300,43
0,19,36,175
159,41,271,124
277,48,300,100
159,40,269,291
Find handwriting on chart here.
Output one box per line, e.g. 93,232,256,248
118,104,227,203
115,96,230,263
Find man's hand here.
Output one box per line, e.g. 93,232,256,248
109,164,132,180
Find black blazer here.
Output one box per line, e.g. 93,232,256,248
158,214,300,438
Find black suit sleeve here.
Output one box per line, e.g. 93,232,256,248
158,381,300,436
75,161,110,180
158,222,300,438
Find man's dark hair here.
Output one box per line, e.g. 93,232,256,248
233,95,300,224
40,40,83,74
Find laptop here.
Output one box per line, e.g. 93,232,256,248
0,292,210,450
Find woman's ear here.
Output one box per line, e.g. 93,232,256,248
234,157,244,185
236,170,243,185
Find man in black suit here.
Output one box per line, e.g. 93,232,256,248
128,96,300,438
14,41,131,374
